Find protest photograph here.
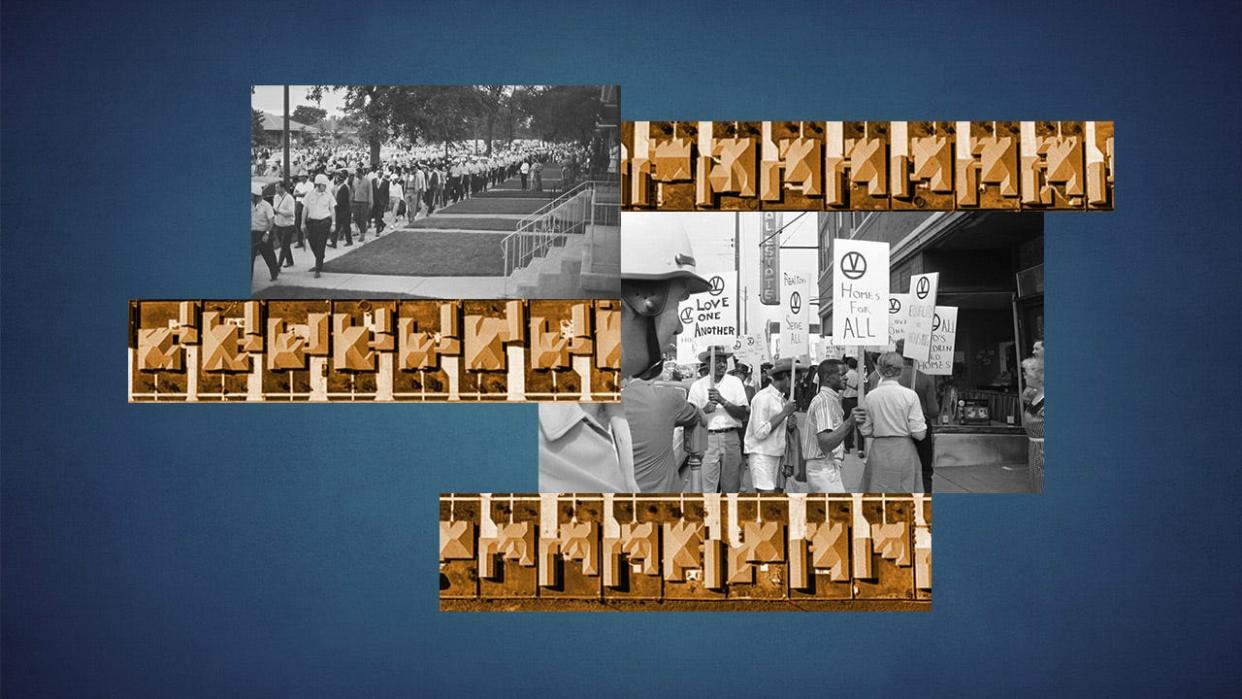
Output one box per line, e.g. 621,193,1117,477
540,210,1044,494
250,85,619,299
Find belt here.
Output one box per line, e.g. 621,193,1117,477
708,428,738,433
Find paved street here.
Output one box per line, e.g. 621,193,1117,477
251,168,568,298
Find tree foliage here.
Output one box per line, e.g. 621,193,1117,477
292,105,326,126
306,85,605,161
251,108,266,146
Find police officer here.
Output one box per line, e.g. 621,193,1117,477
539,227,713,492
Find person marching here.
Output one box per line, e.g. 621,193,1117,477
743,358,799,493
802,358,863,492
299,174,335,279
687,346,750,493
272,180,297,269
856,351,927,492
250,183,279,282
292,170,311,249
332,170,352,248
350,165,372,242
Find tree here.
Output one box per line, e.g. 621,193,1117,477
251,108,267,147
525,86,605,144
292,105,326,126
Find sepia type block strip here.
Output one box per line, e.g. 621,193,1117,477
129,300,620,402
622,120,1114,211
440,493,931,611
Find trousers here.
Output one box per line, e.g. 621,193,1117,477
701,430,742,493
251,230,279,280
305,218,330,270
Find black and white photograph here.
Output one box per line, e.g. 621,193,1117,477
250,85,619,299
540,210,1045,494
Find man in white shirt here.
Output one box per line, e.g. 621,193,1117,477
292,171,312,249
744,358,798,493
687,347,751,493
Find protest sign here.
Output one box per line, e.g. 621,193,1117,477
831,239,889,345
732,334,770,371
922,305,958,375
676,272,737,362
781,269,811,358
904,272,939,362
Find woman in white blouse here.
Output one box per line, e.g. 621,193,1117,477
857,352,927,492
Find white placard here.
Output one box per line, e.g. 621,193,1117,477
887,292,911,351
732,334,769,372
781,269,812,358
904,272,939,362
831,239,889,346
676,272,737,362
922,306,958,375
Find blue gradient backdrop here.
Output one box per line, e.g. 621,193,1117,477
3,1,1240,695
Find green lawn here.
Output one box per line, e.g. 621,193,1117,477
320,230,507,276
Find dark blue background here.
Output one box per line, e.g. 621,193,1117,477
4,1,1239,695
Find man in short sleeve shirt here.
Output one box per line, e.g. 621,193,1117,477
686,347,751,493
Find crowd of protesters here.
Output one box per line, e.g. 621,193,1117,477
251,138,606,281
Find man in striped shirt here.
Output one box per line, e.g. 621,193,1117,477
801,359,863,492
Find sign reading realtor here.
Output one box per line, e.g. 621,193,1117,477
676,273,737,362
903,272,939,362
831,239,889,346
922,305,958,375
781,269,811,357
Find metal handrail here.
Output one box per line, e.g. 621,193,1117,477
501,182,596,289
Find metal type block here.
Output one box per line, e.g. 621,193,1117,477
662,521,703,582
559,521,599,577
789,539,810,591
809,520,850,582
742,521,785,563
620,120,1112,211
620,522,660,577
440,495,930,611
439,521,475,560
129,300,620,402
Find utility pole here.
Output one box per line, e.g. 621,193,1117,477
735,212,742,336
282,85,290,184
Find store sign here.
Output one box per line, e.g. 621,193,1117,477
922,306,958,375
759,212,781,305
831,239,889,345
904,272,939,362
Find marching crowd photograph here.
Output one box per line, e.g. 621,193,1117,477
250,85,619,300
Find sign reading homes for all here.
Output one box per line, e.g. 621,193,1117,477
831,239,889,346
922,306,958,375
676,272,737,363
781,269,811,358
903,272,939,362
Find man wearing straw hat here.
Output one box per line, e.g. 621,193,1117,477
687,345,750,493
